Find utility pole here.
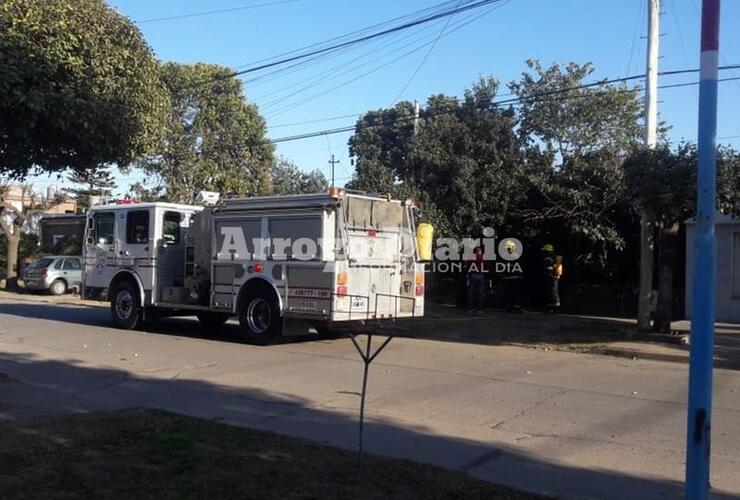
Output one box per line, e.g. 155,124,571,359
638,0,660,331
328,154,339,187
686,1,720,497
413,100,421,136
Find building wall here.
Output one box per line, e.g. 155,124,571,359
685,214,740,323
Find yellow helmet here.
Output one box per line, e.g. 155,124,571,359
541,244,554,252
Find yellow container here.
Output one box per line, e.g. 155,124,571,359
416,223,434,261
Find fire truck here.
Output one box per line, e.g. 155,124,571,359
82,190,424,344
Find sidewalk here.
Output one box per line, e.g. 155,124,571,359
409,303,740,370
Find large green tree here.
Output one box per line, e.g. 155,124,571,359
0,0,168,178
270,158,328,195
349,77,530,239
65,166,117,212
509,59,644,265
136,63,274,204
624,144,740,333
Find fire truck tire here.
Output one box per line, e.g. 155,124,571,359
238,286,282,345
197,312,231,329
110,282,142,330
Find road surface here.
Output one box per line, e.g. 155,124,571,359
0,296,738,499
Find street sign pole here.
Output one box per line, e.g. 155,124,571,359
686,0,720,498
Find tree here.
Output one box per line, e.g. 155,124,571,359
0,0,168,178
0,183,63,289
66,166,117,212
270,158,328,195
136,62,275,204
509,59,644,265
349,77,530,239
624,144,740,333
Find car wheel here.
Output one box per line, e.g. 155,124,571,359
238,287,282,345
110,282,141,330
49,279,67,296
196,312,231,329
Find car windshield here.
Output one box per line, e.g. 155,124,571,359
29,258,55,269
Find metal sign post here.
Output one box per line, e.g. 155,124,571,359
686,1,720,498
349,332,394,462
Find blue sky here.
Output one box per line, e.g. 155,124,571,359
31,0,740,193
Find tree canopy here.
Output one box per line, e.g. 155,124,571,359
66,166,116,212
349,77,529,238
270,158,328,195
0,0,168,178
134,62,274,203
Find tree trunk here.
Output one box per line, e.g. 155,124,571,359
653,222,679,334
4,233,20,291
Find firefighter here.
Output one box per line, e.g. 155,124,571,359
501,239,523,312
466,246,486,313
541,244,561,313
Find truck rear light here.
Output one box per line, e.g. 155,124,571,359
336,286,348,296
253,263,263,273
415,285,424,296
337,272,347,285
367,230,377,237
415,273,424,285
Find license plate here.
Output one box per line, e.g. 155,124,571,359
300,300,318,310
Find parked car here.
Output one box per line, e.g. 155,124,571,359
22,256,82,295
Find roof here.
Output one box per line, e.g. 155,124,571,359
88,202,202,212
218,192,400,212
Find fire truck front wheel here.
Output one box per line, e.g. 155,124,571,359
238,286,282,345
110,282,142,330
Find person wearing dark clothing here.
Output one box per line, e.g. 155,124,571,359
541,244,561,313
466,246,486,312
501,239,523,312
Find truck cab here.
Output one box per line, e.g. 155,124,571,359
83,202,202,324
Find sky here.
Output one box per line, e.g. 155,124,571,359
29,0,740,195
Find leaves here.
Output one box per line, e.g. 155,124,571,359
134,63,275,204
0,0,168,177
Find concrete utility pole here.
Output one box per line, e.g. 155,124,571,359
638,0,660,331
413,100,421,136
328,154,339,187
686,1,720,497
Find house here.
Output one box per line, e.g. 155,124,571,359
685,214,740,323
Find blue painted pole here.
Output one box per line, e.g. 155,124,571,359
686,1,720,498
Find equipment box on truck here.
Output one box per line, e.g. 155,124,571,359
82,190,424,344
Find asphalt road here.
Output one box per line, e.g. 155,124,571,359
0,296,739,499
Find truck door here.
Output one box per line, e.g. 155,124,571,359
84,211,116,291
156,210,186,302
119,209,154,291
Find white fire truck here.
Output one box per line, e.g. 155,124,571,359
82,190,424,344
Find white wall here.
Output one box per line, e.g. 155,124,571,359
685,214,740,323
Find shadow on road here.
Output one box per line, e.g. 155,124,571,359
2,350,735,500
3,300,740,370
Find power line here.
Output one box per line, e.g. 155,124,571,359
267,64,740,144
223,0,504,78
136,0,305,24
260,5,502,117
389,0,467,105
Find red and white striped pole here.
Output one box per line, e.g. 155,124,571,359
686,0,720,498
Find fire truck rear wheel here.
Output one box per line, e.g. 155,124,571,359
238,287,282,345
110,282,141,330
